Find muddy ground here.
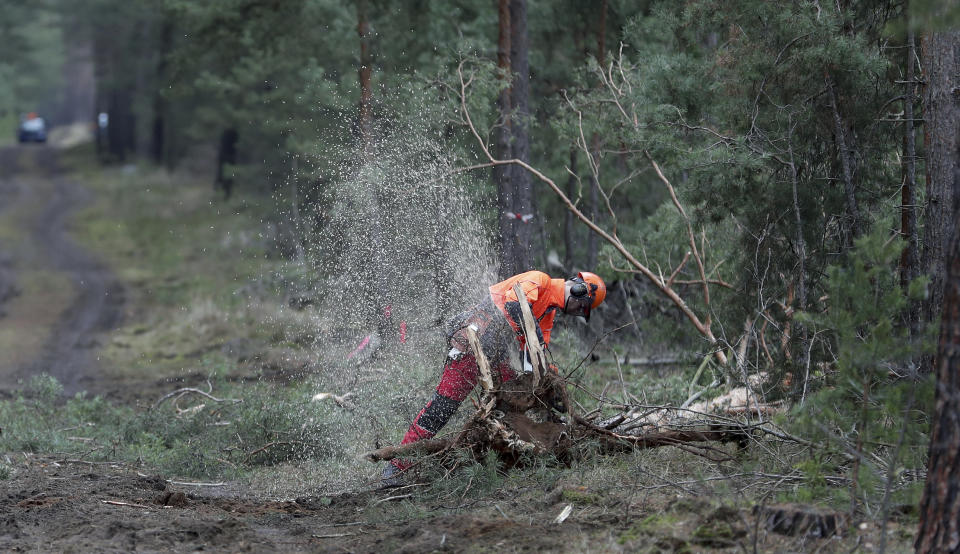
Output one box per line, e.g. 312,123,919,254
0,146,122,397
0,146,913,552
1,455,580,552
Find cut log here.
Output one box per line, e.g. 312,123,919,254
364,436,455,462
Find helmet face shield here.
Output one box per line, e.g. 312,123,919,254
563,291,593,320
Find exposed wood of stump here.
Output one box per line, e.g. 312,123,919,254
364,372,749,467
753,504,848,538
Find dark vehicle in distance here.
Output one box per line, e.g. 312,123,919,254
18,113,47,143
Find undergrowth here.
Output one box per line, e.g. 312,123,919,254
0,374,358,480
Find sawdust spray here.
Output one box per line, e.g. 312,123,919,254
263,100,501,493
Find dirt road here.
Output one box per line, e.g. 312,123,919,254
0,145,122,396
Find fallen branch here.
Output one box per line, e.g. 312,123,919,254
374,494,412,504
311,392,355,408
102,500,152,509
168,480,226,487
154,387,241,409
364,437,455,462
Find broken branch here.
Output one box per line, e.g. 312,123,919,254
154,387,240,409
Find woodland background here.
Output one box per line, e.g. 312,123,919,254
0,1,959,551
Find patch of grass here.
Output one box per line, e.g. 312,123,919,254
59,148,285,378
560,487,602,505
0,374,360,480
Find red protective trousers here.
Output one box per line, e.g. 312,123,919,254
391,354,516,471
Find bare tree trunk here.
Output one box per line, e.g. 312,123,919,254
150,20,173,166
825,73,861,244
586,139,600,270
509,0,533,272
585,0,606,271
921,31,960,339
356,0,373,152
564,147,578,270
915,104,960,554
788,132,809,376
494,0,514,277
356,0,390,340
215,128,238,199
900,30,920,289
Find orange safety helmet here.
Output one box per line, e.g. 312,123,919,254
567,271,606,321
578,271,607,309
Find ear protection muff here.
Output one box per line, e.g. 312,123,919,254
570,277,589,298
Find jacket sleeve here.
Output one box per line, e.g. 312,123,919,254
502,275,546,345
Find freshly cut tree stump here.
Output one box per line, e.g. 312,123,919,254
364,370,750,469
753,504,848,538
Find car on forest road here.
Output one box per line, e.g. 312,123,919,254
18,113,47,143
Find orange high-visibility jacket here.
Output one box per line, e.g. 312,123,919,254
488,271,566,348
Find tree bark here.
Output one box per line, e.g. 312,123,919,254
901,30,920,289
509,0,533,273
494,0,514,276
107,88,135,162
356,0,391,340
915,98,960,553
215,128,238,199
585,0,606,271
356,0,373,152
564,147,578,270
825,73,861,244
150,20,173,166
921,31,960,335
788,133,809,375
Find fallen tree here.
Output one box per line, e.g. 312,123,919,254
364,369,757,467
365,293,782,470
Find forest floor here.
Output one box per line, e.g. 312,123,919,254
0,144,917,552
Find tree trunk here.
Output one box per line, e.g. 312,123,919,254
107,88,135,162
564,147,578,270
355,0,390,340
509,0,532,273
356,0,373,152
215,128,238,199
921,31,960,336
150,20,173,166
915,100,960,554
494,0,514,277
900,30,920,288
584,0,606,271
825,73,861,245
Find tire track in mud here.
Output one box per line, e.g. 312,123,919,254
0,146,123,395
0,148,21,316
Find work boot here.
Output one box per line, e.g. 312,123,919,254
380,461,404,489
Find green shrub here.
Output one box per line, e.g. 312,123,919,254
791,228,934,512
